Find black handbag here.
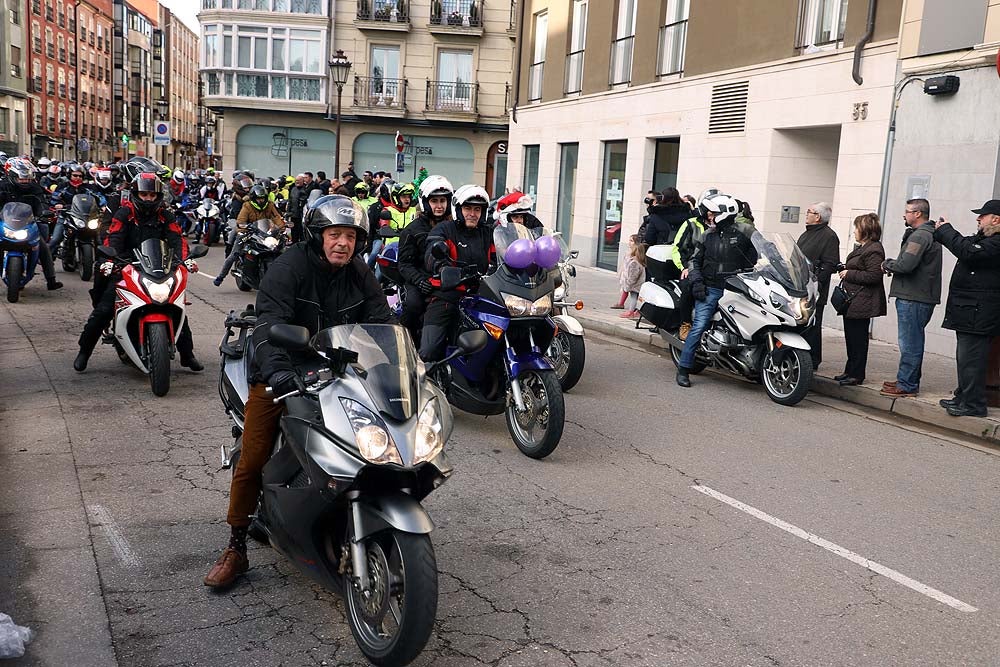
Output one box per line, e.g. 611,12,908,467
830,284,856,315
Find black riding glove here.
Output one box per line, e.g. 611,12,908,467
691,280,707,301
268,370,304,398
417,278,434,295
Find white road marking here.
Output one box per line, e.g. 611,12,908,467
691,484,978,613
88,504,141,570
191,271,215,280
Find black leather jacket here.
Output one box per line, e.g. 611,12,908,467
689,219,758,289
398,213,446,286
424,219,495,302
250,243,395,383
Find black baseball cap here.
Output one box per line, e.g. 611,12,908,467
971,200,1000,216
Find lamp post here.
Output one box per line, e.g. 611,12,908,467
156,98,169,166
328,49,352,178
58,119,67,161
206,117,217,171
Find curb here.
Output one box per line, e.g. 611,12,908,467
574,310,1000,446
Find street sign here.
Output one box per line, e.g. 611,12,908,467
206,136,213,156
395,152,405,173
395,131,405,153
154,122,170,146
77,138,90,153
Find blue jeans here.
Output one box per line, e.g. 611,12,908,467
679,287,723,369
48,219,65,252
895,299,935,392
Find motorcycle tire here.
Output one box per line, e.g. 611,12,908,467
668,338,707,374
548,331,586,392
762,348,813,407
235,273,253,292
5,255,23,303
147,322,172,397
61,243,75,272
504,369,564,459
80,244,94,281
344,530,438,667
204,222,216,246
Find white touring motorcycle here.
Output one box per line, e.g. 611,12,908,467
638,232,818,406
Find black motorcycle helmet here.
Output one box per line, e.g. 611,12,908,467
132,172,164,216
377,178,396,204
121,156,163,183
5,158,37,191
249,184,269,211
304,195,368,258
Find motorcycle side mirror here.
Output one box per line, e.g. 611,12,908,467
569,250,580,260
269,324,311,351
97,245,118,259
187,244,209,260
430,241,450,261
439,266,462,291
456,330,489,355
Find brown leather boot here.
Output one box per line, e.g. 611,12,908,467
203,547,249,588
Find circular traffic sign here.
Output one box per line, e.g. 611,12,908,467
156,123,169,135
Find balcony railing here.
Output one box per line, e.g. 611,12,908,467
430,0,482,27
69,52,76,66
59,48,66,62
425,80,477,113
46,44,54,58
656,19,687,76
10,64,21,78
32,77,42,92
354,76,406,109
357,0,409,23
32,38,41,53
46,82,55,95
609,35,633,86
59,83,65,97
527,62,543,102
564,50,583,95
34,115,41,130
31,0,40,15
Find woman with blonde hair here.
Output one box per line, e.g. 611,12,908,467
835,213,887,386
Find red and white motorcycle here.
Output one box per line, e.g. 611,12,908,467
97,239,208,396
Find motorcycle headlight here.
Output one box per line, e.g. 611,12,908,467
142,277,174,303
340,398,402,465
414,399,444,464
262,236,280,249
793,296,814,326
501,292,552,317
87,218,100,230
747,288,766,306
4,228,28,240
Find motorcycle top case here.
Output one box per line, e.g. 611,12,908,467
645,244,681,284
638,280,685,329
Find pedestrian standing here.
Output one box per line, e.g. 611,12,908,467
880,198,942,397
934,201,1000,417
796,202,840,369
835,213,886,386
619,235,646,319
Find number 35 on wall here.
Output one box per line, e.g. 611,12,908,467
852,102,869,121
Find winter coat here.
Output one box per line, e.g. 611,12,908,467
619,255,644,293
796,222,840,306
643,204,692,247
236,200,285,232
398,213,443,286
425,219,495,302
839,241,886,320
934,223,1000,335
884,221,942,305
689,219,757,289
250,243,395,384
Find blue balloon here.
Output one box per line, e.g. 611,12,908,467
505,238,537,270
534,235,562,269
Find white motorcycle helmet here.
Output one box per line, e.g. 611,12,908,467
418,175,454,218
172,170,186,185
700,193,740,225
452,184,490,225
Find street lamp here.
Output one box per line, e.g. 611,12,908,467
328,49,352,177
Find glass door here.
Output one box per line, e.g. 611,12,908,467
436,50,473,111
556,143,578,238
370,45,400,105
598,141,627,270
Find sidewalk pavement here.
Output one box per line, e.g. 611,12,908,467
566,265,1000,445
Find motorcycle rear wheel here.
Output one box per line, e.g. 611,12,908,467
668,337,707,374
147,322,171,397
344,531,438,667
762,348,813,406
6,255,23,303
505,369,564,459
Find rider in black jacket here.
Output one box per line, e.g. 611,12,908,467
418,184,495,361
397,175,454,340
204,195,394,589
0,158,63,290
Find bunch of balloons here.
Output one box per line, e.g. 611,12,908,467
503,235,562,271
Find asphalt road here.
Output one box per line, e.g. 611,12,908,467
2,250,999,667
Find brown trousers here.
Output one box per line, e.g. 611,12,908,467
227,383,285,527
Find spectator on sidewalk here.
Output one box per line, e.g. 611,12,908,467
796,202,840,369
880,198,942,398
835,213,886,386
934,201,1000,417
619,235,646,319
642,188,690,247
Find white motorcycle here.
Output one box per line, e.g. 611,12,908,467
638,232,817,406
97,239,209,397
546,232,586,391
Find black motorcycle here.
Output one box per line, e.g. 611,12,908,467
218,312,486,665
60,193,102,281
231,220,286,292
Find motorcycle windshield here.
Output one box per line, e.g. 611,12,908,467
134,238,173,278
70,194,99,225
254,219,277,235
1,202,35,231
311,324,419,421
748,232,813,294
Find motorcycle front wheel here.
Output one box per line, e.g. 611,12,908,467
80,243,94,281
762,347,813,406
505,369,564,459
344,530,438,667
546,331,586,392
147,322,171,397
6,255,23,303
